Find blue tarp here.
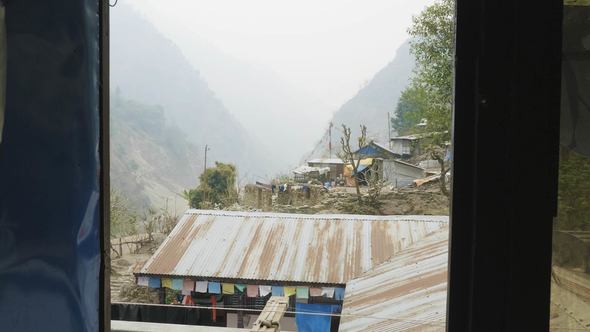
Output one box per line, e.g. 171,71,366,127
295,303,335,332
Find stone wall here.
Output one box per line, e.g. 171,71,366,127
242,185,273,210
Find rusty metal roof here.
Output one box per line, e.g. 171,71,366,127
339,230,448,332
137,210,447,284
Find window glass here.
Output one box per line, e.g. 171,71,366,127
550,3,590,330
110,1,454,331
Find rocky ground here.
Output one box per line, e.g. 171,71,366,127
267,183,450,216
110,233,166,303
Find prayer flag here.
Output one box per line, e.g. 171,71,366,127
284,286,296,297
296,286,309,299
161,278,172,289
148,277,160,289
321,287,335,298
137,276,149,286
310,287,322,297
272,286,284,296
195,281,208,293
172,278,183,290
209,282,221,294
247,285,259,297
222,283,235,295
259,285,272,297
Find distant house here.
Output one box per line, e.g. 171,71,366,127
389,134,422,158
354,141,399,159
374,158,426,188
292,165,330,182
307,158,345,181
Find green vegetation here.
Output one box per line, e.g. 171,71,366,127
394,0,454,196
183,162,238,209
110,189,138,237
556,148,590,230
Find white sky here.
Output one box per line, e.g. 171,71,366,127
126,0,433,109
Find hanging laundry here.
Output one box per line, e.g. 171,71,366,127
208,282,221,294
161,278,172,289
222,283,235,295
235,284,247,293
259,285,272,297
334,288,346,301
137,276,149,287
172,278,183,290
284,286,297,297
296,286,309,299
271,286,284,296
195,281,208,293
247,285,259,297
310,287,322,297
148,277,160,289
182,295,194,305
321,287,335,298
182,279,195,295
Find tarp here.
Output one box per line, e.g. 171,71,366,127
295,303,333,332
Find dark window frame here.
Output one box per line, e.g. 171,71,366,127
448,0,562,331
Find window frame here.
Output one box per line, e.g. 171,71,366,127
448,0,563,330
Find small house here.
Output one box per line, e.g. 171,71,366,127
389,134,422,158
307,158,345,181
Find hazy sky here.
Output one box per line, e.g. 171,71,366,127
125,0,433,110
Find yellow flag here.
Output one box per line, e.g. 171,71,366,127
161,278,172,289
284,286,296,297
222,283,235,295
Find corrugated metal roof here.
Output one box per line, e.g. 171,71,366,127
307,158,345,164
138,210,448,284
339,230,448,332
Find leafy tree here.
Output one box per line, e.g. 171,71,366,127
556,148,590,230
183,162,238,209
339,124,368,202
394,0,455,195
110,189,138,237
393,84,429,135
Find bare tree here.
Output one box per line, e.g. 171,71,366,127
338,124,368,202
427,143,451,196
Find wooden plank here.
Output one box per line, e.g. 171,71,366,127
250,297,289,332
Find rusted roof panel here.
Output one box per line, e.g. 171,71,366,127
138,210,447,284
339,230,448,332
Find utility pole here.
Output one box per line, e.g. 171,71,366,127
328,122,333,158
204,144,210,174
388,112,392,149
203,144,210,202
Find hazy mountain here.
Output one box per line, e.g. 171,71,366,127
175,38,333,171
110,4,278,182
110,96,199,213
307,42,414,159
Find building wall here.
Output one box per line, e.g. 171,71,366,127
308,162,344,180
390,140,412,156
242,185,273,210
383,160,425,187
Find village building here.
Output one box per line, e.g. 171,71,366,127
354,141,400,160
339,230,448,331
389,134,422,158
347,142,426,188
134,210,447,330
307,158,345,181
377,159,426,188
